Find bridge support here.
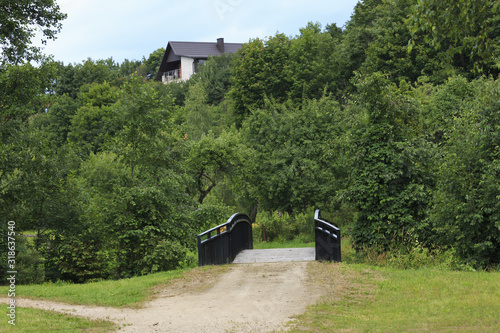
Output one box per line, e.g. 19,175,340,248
197,213,253,266
314,210,341,262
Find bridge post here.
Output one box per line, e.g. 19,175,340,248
197,213,253,266
314,210,341,262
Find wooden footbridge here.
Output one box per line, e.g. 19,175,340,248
197,210,341,266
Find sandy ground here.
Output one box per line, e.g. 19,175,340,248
5,262,332,332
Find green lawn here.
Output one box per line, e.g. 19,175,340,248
253,238,314,249
1,267,189,308
2,240,499,332
292,263,500,332
0,307,116,333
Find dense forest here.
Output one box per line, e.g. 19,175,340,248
1,0,499,284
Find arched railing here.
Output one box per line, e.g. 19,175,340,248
314,209,341,262
197,213,253,266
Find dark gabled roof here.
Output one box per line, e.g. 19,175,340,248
155,39,243,81
169,41,242,58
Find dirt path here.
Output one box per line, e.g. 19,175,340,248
5,262,331,332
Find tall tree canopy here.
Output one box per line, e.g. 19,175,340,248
0,0,67,63
408,0,500,74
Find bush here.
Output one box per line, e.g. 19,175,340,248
189,203,234,234
253,208,315,243
342,235,476,271
13,235,45,285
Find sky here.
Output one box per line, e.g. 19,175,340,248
36,0,360,65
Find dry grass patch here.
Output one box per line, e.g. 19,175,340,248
147,264,230,299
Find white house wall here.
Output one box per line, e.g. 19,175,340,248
181,56,195,81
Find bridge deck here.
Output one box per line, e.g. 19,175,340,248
232,247,315,264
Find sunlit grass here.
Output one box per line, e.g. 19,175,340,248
292,263,500,332
3,237,499,332
253,238,314,249
1,268,188,308
0,307,116,333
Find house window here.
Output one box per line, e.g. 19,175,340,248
193,59,207,74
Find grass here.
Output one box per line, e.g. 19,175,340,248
0,307,116,332
253,238,314,249
1,267,190,308
292,263,500,332
3,238,499,332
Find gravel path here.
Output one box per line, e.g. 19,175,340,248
4,262,329,332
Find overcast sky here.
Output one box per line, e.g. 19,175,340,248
36,0,360,64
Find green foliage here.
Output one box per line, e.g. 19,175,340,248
241,96,356,213
182,82,222,141
50,148,193,281
53,233,116,283
186,130,242,204
429,78,500,268
0,0,67,64
14,235,46,284
108,75,181,178
188,202,234,234
343,238,469,271
0,61,57,137
196,53,234,105
229,34,292,126
140,47,165,80
287,23,338,102
0,126,79,234
53,59,121,98
347,73,435,251
408,0,500,74
358,0,422,82
162,79,191,106
67,81,120,153
253,208,315,243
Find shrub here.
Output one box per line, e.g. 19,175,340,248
13,235,45,284
253,208,314,243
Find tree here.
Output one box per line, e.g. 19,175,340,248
0,123,79,238
186,130,242,204
240,96,352,213
49,76,196,281
287,22,338,102
108,75,180,179
181,82,223,141
347,73,435,251
142,48,165,80
195,53,234,105
358,0,425,83
429,78,500,268
54,58,121,98
408,0,500,75
0,60,57,139
0,0,66,64
229,34,292,126
67,81,120,154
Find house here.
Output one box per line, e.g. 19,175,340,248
155,38,243,83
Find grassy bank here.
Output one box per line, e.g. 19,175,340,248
2,238,499,332
1,265,225,308
1,307,116,333
2,268,186,308
293,263,500,332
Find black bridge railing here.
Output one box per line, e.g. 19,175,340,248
314,209,341,262
197,213,253,266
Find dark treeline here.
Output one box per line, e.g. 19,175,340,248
1,0,499,284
